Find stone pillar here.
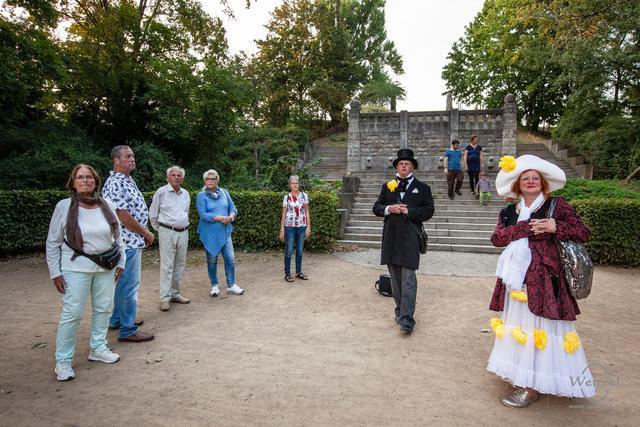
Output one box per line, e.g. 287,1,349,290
347,100,361,172
502,94,517,156
450,108,459,143
399,110,408,149
446,93,452,111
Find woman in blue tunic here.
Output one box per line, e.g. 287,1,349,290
196,169,244,297
463,135,484,195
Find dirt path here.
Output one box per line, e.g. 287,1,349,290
0,251,638,426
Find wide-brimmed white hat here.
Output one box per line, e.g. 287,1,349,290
495,154,566,198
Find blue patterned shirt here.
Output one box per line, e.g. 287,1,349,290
102,171,149,249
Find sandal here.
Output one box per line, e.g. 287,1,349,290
295,273,309,280
285,274,294,282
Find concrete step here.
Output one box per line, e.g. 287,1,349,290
347,220,496,231
342,233,492,246
349,207,498,218
348,214,497,224
343,227,492,238
336,239,503,254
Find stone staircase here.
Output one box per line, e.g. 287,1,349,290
516,143,581,178
334,142,583,254
337,171,504,253
305,134,348,180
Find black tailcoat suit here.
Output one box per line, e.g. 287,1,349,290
372,177,435,270
372,176,435,330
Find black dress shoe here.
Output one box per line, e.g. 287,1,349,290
455,190,462,196
400,323,414,334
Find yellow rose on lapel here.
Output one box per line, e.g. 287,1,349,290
499,155,516,172
387,180,398,192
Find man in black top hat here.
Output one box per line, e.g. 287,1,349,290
372,149,435,334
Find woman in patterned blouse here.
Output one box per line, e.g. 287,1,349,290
279,175,311,282
487,155,594,408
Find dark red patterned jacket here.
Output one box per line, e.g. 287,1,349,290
489,196,591,321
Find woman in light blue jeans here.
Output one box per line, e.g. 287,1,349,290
279,175,311,282
196,169,244,297
46,164,126,381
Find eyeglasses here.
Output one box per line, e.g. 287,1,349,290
520,176,541,183
205,177,218,181
75,175,95,181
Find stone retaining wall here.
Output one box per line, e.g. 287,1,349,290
347,94,517,172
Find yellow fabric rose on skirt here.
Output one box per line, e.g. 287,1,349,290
387,180,398,192
511,326,527,345
490,317,503,331
564,331,581,354
499,155,517,172
495,324,506,340
510,290,528,302
534,329,547,350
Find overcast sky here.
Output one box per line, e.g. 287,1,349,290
201,0,485,111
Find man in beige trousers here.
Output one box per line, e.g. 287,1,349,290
149,166,191,311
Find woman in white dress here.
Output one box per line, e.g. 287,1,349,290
487,155,595,407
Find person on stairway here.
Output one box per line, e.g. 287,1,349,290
372,149,434,335
443,140,464,200
463,135,484,195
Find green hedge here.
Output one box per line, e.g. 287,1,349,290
571,198,640,266
0,190,339,254
555,179,640,201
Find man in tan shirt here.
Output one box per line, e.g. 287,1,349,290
149,166,191,311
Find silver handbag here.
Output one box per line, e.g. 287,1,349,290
547,198,593,299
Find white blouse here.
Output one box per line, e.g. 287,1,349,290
46,198,126,279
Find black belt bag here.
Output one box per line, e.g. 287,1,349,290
65,240,122,270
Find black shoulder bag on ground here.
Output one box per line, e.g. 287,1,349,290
65,239,121,271
406,218,428,254
375,273,393,297
547,198,593,299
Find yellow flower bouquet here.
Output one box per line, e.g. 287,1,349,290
387,180,398,192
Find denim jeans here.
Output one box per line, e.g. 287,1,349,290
206,234,235,287
109,248,141,338
56,270,115,362
284,226,306,275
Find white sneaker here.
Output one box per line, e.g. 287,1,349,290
88,349,120,364
55,361,75,381
227,284,244,295
210,285,220,297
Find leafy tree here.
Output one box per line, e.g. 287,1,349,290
442,0,566,130
254,0,403,126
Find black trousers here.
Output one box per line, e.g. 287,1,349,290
468,171,480,192
387,263,417,329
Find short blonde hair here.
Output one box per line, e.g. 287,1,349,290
167,165,185,177
288,175,300,184
202,169,219,181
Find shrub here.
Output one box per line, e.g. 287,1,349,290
0,189,338,254
571,198,640,266
555,179,640,201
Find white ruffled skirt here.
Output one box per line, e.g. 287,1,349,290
487,289,595,398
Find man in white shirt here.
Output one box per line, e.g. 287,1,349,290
149,166,191,311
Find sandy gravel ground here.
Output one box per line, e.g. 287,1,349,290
0,250,638,426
